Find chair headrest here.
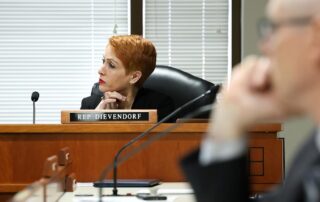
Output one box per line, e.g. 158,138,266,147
143,65,218,108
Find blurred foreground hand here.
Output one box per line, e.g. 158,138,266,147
208,56,287,141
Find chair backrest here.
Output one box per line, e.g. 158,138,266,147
91,65,220,119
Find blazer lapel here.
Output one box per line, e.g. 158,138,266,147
276,130,320,202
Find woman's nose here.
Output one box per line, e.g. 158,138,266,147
98,65,105,76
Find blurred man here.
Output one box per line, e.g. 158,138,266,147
181,0,320,201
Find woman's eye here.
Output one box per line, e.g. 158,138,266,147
102,58,105,64
108,62,115,69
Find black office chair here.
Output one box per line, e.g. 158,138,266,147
91,65,220,119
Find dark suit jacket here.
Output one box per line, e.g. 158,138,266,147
80,88,175,122
181,131,320,202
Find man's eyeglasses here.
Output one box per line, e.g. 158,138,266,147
257,17,312,39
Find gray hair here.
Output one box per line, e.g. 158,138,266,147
283,0,320,17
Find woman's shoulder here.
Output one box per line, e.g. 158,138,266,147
80,95,101,109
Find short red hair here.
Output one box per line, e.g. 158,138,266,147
108,35,157,87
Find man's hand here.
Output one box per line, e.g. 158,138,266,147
95,91,127,110
209,56,287,141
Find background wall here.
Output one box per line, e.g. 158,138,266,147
241,0,315,172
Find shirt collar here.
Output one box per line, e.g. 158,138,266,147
316,128,320,152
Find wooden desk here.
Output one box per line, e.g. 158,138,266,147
0,123,283,199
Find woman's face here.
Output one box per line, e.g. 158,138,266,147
98,45,132,93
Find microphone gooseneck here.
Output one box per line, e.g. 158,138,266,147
98,85,220,200
98,104,214,201
31,91,40,124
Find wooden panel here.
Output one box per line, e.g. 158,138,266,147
250,162,264,176
0,194,13,202
0,123,282,195
249,135,284,185
249,148,263,162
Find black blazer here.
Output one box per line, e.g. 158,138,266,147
181,131,320,202
81,88,175,122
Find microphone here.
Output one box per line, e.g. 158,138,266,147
96,85,220,198
31,91,39,124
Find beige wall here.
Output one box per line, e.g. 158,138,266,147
241,0,315,172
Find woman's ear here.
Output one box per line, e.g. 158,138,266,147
129,71,142,85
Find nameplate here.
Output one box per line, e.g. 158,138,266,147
61,110,157,124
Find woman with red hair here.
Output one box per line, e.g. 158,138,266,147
81,35,174,122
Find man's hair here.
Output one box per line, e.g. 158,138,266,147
108,35,157,87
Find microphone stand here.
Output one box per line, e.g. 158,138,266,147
31,91,39,124
98,104,213,201
98,85,219,200
33,101,36,124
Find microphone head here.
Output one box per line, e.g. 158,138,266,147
31,91,40,102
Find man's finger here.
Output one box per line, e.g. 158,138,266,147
251,58,271,90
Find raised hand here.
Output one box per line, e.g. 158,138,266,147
209,56,288,141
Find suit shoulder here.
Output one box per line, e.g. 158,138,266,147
81,95,100,109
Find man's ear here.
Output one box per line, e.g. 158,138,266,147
129,71,142,85
311,15,320,67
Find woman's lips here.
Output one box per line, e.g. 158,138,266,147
99,79,106,84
